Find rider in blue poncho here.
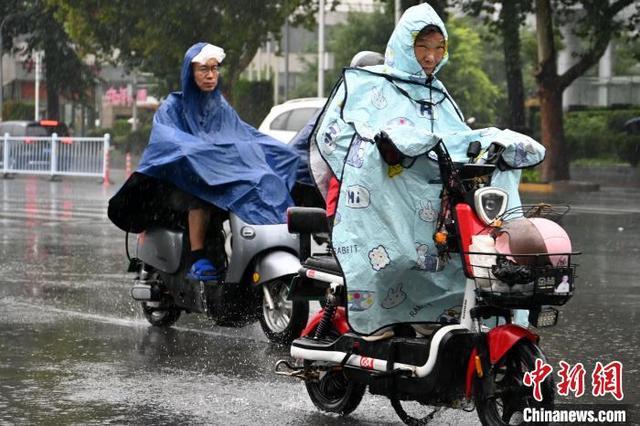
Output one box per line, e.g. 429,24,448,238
108,42,300,281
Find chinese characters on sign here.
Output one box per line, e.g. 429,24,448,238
103,87,148,106
523,359,624,402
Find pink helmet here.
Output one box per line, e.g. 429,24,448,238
494,217,572,267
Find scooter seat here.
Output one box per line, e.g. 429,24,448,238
303,253,342,275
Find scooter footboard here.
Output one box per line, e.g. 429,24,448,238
292,325,472,377
366,329,474,401
292,325,474,401
290,334,428,376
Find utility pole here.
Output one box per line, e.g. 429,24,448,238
34,51,41,120
284,19,290,101
0,17,5,121
317,0,325,97
131,70,138,131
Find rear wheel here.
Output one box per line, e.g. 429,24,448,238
259,278,309,345
138,268,181,328
141,301,181,327
475,340,554,426
306,365,366,415
303,325,365,416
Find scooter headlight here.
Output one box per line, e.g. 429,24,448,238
529,307,559,328
473,187,508,225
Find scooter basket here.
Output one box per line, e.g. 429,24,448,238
467,252,578,309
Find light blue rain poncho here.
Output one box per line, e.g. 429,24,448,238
313,4,545,335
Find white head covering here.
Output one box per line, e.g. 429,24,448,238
191,43,226,64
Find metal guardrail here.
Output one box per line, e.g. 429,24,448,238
1,133,110,181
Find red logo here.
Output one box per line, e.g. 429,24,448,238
524,359,625,402
523,358,554,401
592,361,624,400
360,357,375,370
557,360,586,397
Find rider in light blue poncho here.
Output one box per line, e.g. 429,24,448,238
109,42,299,279
313,4,545,335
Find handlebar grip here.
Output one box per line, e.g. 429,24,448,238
374,131,403,166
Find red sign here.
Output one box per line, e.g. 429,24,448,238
103,87,148,106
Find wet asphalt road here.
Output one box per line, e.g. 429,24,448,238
0,175,638,425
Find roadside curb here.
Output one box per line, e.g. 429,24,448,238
519,181,600,193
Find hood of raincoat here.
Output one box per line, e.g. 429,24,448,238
180,42,225,136
108,42,301,230
384,3,449,81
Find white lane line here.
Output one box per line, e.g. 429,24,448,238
0,299,265,343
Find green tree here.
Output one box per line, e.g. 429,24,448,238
50,0,318,103
328,8,393,74
1,0,96,119
322,10,502,122
613,30,640,75
452,0,533,131
381,0,449,20
535,0,638,181
438,17,502,124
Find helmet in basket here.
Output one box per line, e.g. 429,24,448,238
494,217,571,267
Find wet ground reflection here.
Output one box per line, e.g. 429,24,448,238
0,176,638,423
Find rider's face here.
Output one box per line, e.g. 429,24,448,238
192,58,220,92
414,31,446,76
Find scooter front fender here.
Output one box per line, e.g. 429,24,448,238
486,324,538,365
301,306,349,337
253,250,300,285
465,324,539,398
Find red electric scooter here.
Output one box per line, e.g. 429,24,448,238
276,139,579,425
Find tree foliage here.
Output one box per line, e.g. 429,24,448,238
534,0,639,181
1,0,97,119
451,0,532,130
328,8,394,74
380,0,449,21
438,17,502,124
325,10,501,123
49,0,319,100
613,31,640,75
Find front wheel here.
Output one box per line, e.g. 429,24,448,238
474,340,554,426
259,278,309,345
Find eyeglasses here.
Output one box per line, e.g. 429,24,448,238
195,65,220,75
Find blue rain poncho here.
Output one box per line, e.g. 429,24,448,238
313,4,545,335
109,42,300,232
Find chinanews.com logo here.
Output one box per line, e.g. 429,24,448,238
521,358,630,424
523,406,628,424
